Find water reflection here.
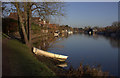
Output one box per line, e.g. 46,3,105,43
57,63,68,68
81,33,120,48
33,33,72,51
104,36,120,48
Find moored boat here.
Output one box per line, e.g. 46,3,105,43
68,31,73,34
54,30,60,36
33,47,68,61
54,33,59,36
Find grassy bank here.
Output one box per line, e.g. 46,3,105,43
2,34,55,76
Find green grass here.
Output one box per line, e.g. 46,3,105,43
3,36,55,76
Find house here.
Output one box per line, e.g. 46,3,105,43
32,17,41,25
9,12,18,20
8,12,48,27
49,24,57,29
42,29,48,33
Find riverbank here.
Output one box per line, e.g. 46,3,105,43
2,33,115,77
2,34,55,76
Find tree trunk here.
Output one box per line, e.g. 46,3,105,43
15,3,29,46
24,2,28,35
18,15,25,43
28,2,32,48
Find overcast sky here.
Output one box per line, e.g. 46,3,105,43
56,2,118,28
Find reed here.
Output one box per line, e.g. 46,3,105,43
66,63,109,77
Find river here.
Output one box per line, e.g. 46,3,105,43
46,33,119,76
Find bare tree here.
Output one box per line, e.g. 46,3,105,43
2,2,65,49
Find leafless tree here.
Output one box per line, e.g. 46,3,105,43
2,2,65,49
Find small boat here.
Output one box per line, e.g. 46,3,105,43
33,47,68,61
68,31,73,34
54,30,60,36
54,33,59,36
89,31,91,34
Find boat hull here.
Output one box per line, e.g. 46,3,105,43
33,47,68,61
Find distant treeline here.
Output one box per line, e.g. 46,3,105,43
97,22,120,37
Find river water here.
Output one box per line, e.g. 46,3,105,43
45,33,119,76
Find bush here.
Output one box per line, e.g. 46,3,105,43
2,18,18,34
